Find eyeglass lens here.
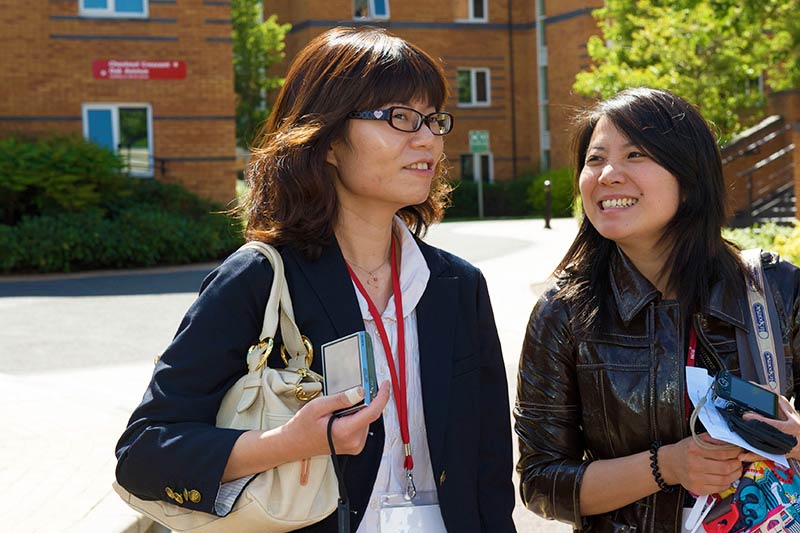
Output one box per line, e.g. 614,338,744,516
389,107,452,135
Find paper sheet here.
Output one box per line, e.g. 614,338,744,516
685,366,788,468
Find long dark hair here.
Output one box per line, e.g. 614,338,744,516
557,87,746,327
239,26,452,259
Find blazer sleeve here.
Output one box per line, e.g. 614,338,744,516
514,287,589,528
475,272,517,532
114,249,273,515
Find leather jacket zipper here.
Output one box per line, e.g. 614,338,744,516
692,313,725,372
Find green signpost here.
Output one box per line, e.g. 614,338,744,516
468,130,490,218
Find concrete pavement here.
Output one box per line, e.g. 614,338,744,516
0,217,578,533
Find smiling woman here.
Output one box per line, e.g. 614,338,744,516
515,88,800,533
114,26,516,533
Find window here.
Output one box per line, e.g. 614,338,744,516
80,0,148,18
354,0,389,19
460,153,494,183
455,0,487,22
82,104,153,177
457,68,491,107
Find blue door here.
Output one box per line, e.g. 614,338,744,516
86,109,114,151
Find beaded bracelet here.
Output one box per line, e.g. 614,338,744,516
649,441,676,493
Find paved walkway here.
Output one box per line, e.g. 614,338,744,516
0,217,578,533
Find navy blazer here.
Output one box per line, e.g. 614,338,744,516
115,237,516,532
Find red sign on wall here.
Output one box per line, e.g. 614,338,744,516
92,59,187,80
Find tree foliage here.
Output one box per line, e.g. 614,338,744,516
232,1,290,147
574,0,800,143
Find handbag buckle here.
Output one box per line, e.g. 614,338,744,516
294,367,322,402
253,337,275,371
280,336,314,368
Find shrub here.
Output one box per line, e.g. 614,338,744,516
0,135,127,225
0,179,243,274
526,167,574,218
445,174,536,219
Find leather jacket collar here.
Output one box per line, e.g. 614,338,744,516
610,246,747,330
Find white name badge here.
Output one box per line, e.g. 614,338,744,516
379,492,447,533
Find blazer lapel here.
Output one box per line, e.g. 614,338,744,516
415,242,458,471
284,242,364,339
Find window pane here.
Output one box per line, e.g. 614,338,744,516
475,70,488,102
480,154,491,183
84,0,108,8
540,65,548,99
472,0,484,19
86,109,114,151
457,70,472,103
542,104,549,130
116,0,145,13
373,0,388,16
354,0,368,17
460,154,474,181
119,107,150,173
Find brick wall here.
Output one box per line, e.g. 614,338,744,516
265,0,601,183
0,0,237,205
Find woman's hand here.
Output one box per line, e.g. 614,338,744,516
737,395,800,462
659,434,743,495
281,381,391,458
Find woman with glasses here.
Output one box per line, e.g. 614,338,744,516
115,26,516,533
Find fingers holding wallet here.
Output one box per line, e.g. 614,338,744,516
741,395,800,459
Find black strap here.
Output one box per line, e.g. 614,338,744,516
327,415,349,533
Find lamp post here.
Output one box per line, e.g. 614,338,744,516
543,179,552,229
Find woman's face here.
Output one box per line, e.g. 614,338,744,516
579,116,681,256
326,99,444,217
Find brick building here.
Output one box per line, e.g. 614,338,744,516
266,0,603,183
0,0,237,204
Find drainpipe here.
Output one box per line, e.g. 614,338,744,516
507,0,518,179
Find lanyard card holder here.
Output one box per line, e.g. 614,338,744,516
379,491,446,533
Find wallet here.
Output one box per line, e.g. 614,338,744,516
719,408,797,455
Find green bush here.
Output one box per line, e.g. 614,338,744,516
526,167,575,218
0,135,127,225
445,174,536,219
1,205,242,274
723,222,800,265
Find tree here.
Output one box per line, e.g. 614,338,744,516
573,0,800,143
232,1,290,148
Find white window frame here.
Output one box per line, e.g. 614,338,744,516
455,0,488,22
79,0,149,19
462,153,494,184
457,67,491,108
82,103,154,178
354,0,390,20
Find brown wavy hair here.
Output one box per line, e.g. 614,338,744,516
239,26,452,259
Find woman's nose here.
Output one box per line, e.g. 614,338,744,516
597,162,625,185
410,123,436,146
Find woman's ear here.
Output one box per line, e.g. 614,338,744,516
326,141,339,167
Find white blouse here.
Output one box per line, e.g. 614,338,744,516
353,218,441,532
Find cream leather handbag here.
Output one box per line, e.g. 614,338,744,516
113,241,338,532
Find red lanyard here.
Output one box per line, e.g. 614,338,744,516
685,325,697,421
345,233,414,473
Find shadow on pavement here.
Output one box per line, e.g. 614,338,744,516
0,265,218,297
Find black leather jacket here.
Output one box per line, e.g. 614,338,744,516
515,248,800,532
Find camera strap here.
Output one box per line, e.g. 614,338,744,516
739,248,785,394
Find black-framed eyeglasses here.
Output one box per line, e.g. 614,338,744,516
347,106,454,136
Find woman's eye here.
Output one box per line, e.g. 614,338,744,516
628,151,647,159
392,112,409,121
585,154,602,163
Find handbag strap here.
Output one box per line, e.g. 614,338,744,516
239,241,310,369
740,248,785,393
